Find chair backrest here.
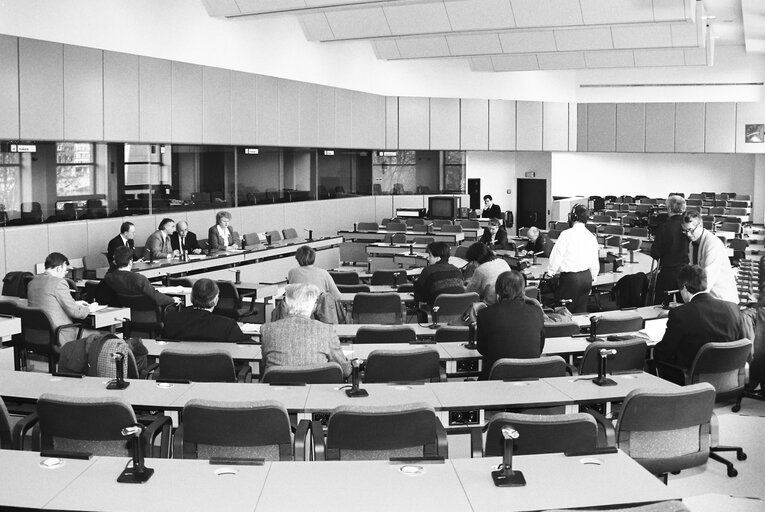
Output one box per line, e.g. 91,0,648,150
720,221,741,233
454,245,469,259
0,397,12,449
2,271,33,298
412,236,434,245
391,232,407,244
433,325,469,342
578,338,648,375
364,348,441,383
90,336,139,379
433,292,480,320
441,224,462,233
386,222,407,232
548,229,561,240
592,215,611,224
405,218,425,227
357,222,379,231
178,399,293,461
412,224,429,233
17,305,57,355
159,349,237,382
688,340,752,401
602,225,624,235
355,326,417,344
615,383,715,476
543,322,579,338
338,242,368,264
117,293,164,337
432,219,452,227
282,228,298,240
352,293,403,324
261,362,344,384
460,220,480,229
596,314,644,334
37,393,137,456
325,403,446,460
266,230,282,242
213,280,242,319
483,412,599,457
488,355,567,381
370,269,407,286
329,271,360,285
337,284,371,293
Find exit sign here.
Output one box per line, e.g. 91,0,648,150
525,171,536,178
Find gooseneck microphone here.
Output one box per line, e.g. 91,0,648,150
592,348,617,386
117,424,154,483
492,426,526,487
107,352,130,390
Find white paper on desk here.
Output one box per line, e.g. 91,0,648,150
155,286,188,294
639,318,669,342
239,323,261,334
92,304,109,312
186,254,206,260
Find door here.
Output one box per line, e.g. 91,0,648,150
467,178,481,210
516,178,547,231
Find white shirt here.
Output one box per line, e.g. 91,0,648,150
548,222,600,282
216,225,231,247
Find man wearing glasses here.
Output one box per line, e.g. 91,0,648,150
681,210,738,303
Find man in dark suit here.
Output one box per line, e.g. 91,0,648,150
106,221,139,266
162,278,250,342
650,195,689,303
97,246,178,308
479,218,512,250
522,227,547,256
654,264,743,379
170,220,202,255
481,195,502,219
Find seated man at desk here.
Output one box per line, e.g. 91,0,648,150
260,283,351,377
476,270,545,380
27,252,100,344
522,227,547,256
653,264,743,383
207,210,241,252
144,218,179,260
288,245,341,299
162,278,250,342
481,194,502,219
479,218,512,250
413,241,465,307
106,221,140,267
171,220,202,255
97,247,179,308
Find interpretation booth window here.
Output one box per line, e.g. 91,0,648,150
56,143,95,196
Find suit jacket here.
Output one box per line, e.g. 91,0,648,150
650,215,689,268
170,231,200,253
207,225,241,252
260,315,351,377
481,204,503,219
654,292,743,369
27,273,90,343
479,227,511,250
476,298,545,379
162,308,250,342
689,229,738,303
106,234,137,266
523,235,546,255
144,230,173,260
101,270,175,307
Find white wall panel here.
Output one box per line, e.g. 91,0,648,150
516,101,543,151
317,86,336,149
429,98,460,150
335,88,353,148
398,96,430,150
86,218,123,256
255,75,279,146
645,103,675,153
19,38,63,140
543,102,568,151
104,51,139,142
278,79,300,146
385,96,398,150
298,82,319,147
230,71,257,146
352,91,385,149
172,62,203,144
139,56,172,142
489,100,516,151
0,35,19,139
704,102,736,153
5,225,48,273
63,44,103,141
49,221,89,261
202,66,231,145
735,102,765,154
586,103,616,152
616,103,645,152
674,102,705,153
461,99,489,150
576,103,587,152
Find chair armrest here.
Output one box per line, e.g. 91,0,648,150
310,420,325,461
654,360,688,385
140,415,172,458
172,423,185,459
434,419,449,459
294,419,311,461
469,426,483,458
54,322,84,346
584,407,616,448
237,365,252,383
142,361,159,380
12,411,38,450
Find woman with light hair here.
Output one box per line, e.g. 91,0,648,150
260,283,351,377
207,210,241,252
288,245,341,298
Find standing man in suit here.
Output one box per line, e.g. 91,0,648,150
207,211,241,252
106,221,139,266
99,247,178,308
654,265,743,381
481,195,502,219
479,218,511,250
681,209,738,303
27,252,99,344
650,195,689,304
144,218,179,260
171,221,202,255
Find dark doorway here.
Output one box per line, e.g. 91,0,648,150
516,178,547,232
467,178,481,210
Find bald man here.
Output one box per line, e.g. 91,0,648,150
170,221,202,255
522,227,546,255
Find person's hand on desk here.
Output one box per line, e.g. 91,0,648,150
85,302,101,314
171,250,180,258
172,297,182,305
229,243,240,250
191,248,202,255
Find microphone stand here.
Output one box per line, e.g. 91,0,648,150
592,348,617,386
117,424,154,483
106,352,130,390
492,427,526,487
345,359,369,397
429,306,440,329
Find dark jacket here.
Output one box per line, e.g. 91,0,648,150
100,270,175,307
162,308,250,342
170,231,200,253
107,234,138,266
479,227,511,250
413,261,465,306
207,225,241,252
477,298,545,379
654,292,743,369
650,215,689,268
482,204,502,219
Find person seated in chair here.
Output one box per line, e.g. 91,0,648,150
260,283,351,377
479,218,511,250
653,264,743,383
465,242,510,306
481,195,502,219
288,245,341,299
170,221,202,255
162,278,250,342
476,270,545,380
97,246,179,308
413,241,465,307
521,227,547,256
207,210,241,252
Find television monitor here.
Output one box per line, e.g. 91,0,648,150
428,196,460,220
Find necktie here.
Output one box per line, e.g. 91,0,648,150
692,241,700,264
180,235,185,252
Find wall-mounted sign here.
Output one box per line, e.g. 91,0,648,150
244,148,259,155
323,150,335,156
525,171,536,178
10,144,36,153
378,151,397,157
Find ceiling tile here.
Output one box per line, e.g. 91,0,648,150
491,53,540,71
372,39,401,59
499,30,557,53
395,36,451,58
509,0,583,28
383,3,452,36
298,13,334,41
537,51,586,69
653,0,692,22
235,0,306,14
203,0,241,16
325,7,392,39
671,22,700,47
444,0,516,31
304,0,385,6
469,56,495,71
633,48,685,67
683,47,709,66
554,27,613,51
612,25,672,48
584,50,635,68
446,34,503,56
579,0,653,24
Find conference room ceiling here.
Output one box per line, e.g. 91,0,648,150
202,0,753,72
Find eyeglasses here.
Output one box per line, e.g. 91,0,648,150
681,223,700,235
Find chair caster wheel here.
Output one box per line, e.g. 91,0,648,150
727,468,738,477
737,451,747,461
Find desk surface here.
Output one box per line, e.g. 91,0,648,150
302,382,441,412
430,379,569,410
171,381,311,412
545,371,679,404
144,339,261,361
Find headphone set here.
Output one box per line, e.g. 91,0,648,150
568,203,588,227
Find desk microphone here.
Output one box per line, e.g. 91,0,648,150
429,306,440,329
353,223,358,233
587,316,601,342
592,348,617,386
163,273,170,287
409,243,414,255
304,228,313,241
107,352,130,390
464,323,477,350
532,251,543,266
662,290,678,309
492,427,526,487
345,359,368,397
117,424,153,483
